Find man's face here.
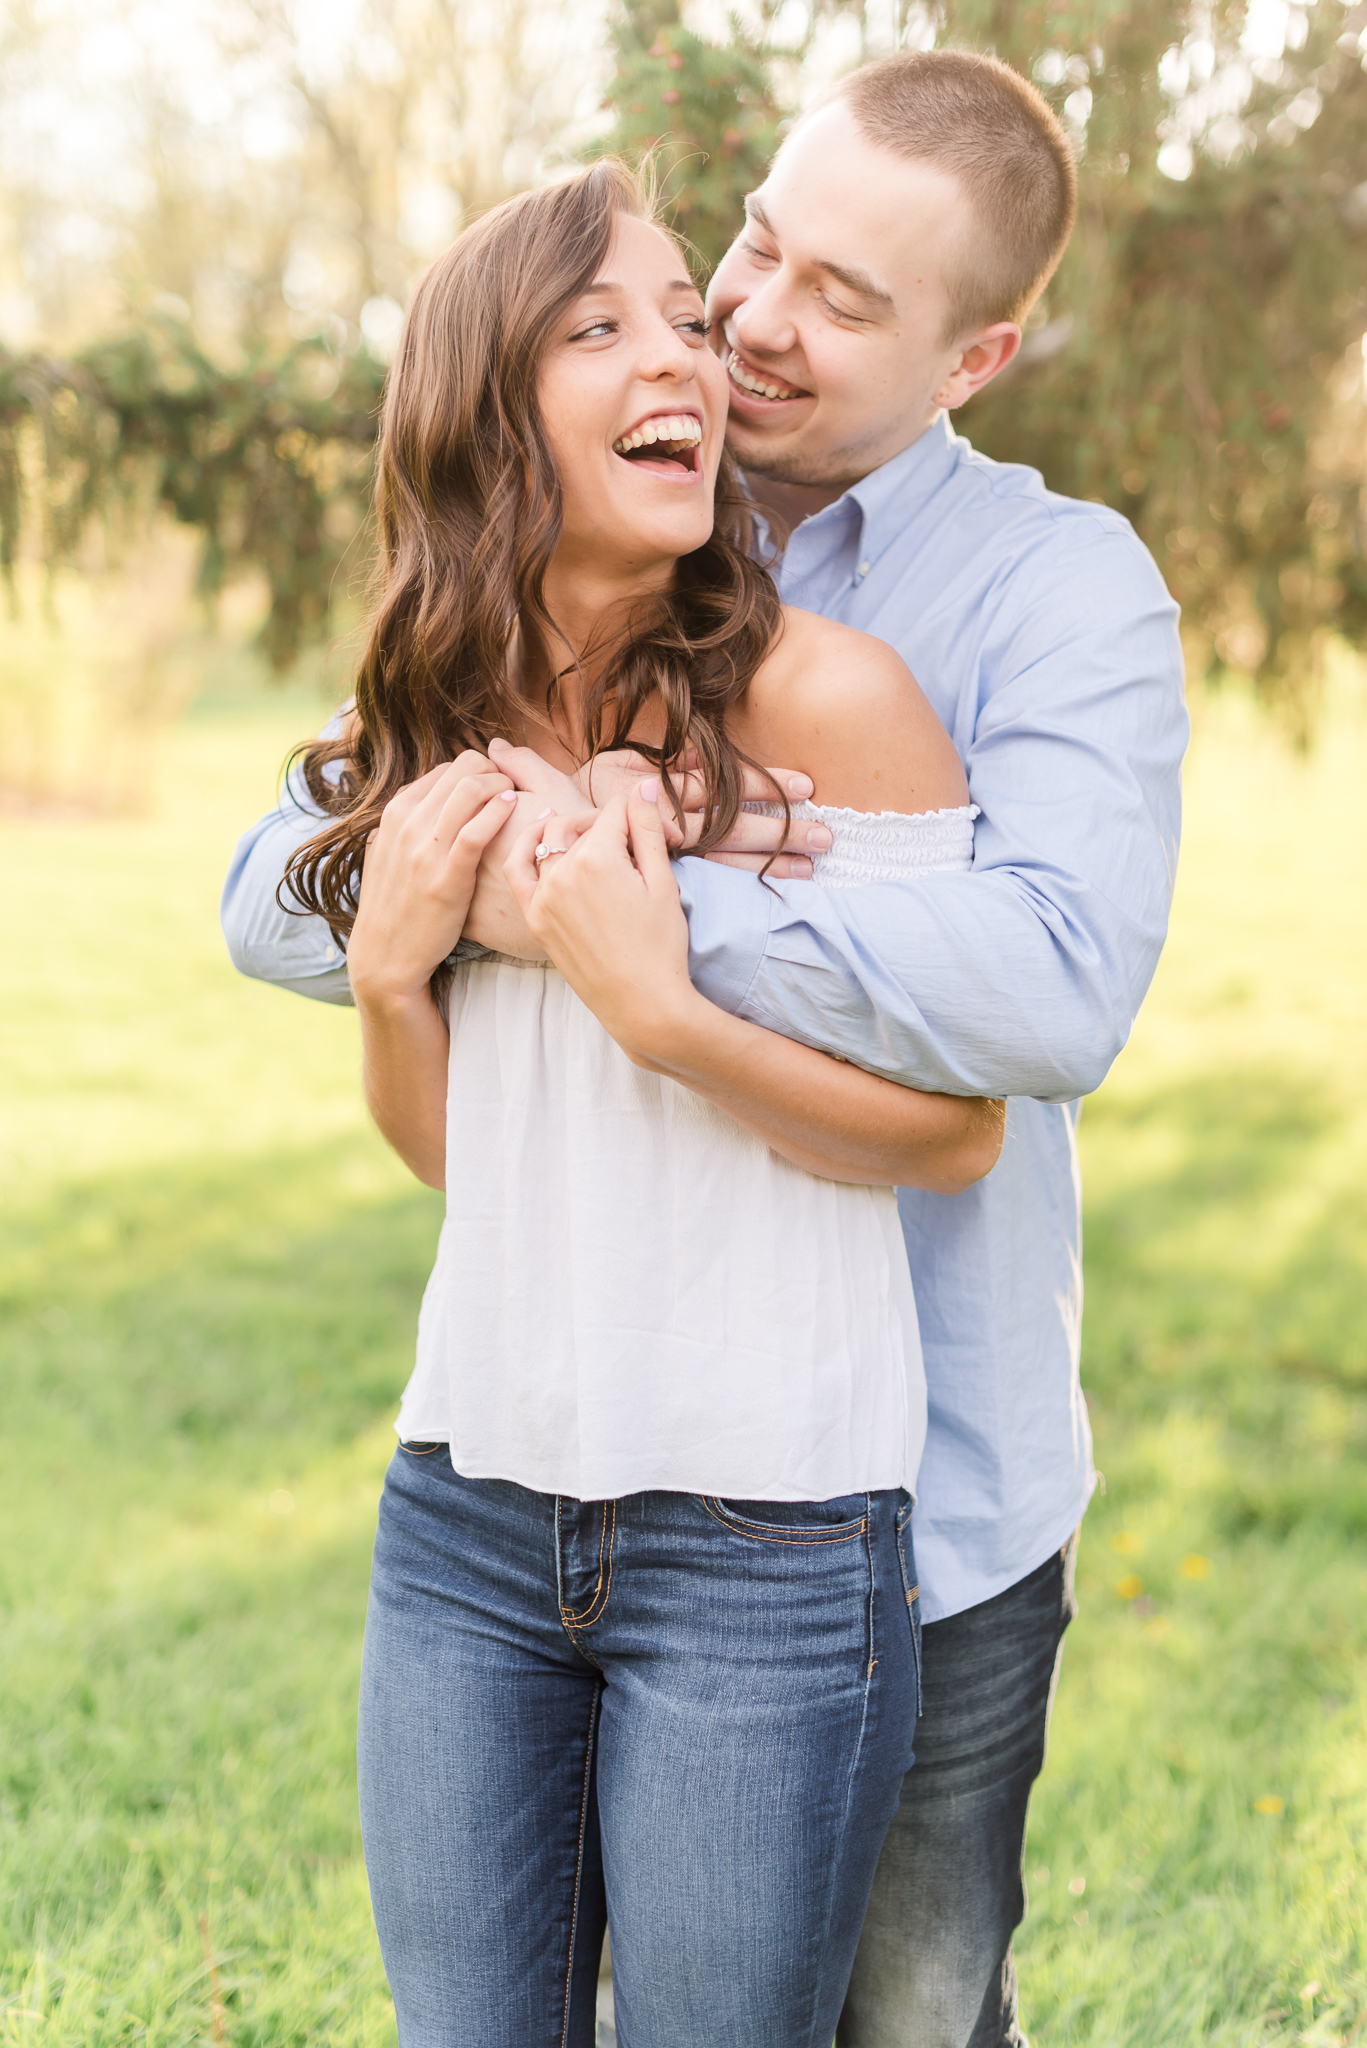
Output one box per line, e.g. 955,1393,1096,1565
705,100,990,492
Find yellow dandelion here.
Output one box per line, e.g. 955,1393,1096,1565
1254,1794,1284,1816
1116,1574,1143,1600
1112,1530,1143,1556
1179,1553,1212,1579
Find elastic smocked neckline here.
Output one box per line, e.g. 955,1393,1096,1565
802,803,979,824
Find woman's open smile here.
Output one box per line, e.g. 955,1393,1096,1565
610,407,704,481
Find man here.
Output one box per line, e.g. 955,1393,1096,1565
222,49,1186,2048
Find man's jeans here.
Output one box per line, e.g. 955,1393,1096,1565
358,1445,921,2048
836,1536,1078,2048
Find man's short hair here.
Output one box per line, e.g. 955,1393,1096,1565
836,49,1077,339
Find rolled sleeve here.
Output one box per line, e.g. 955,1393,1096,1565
220,772,355,1006
673,858,772,1016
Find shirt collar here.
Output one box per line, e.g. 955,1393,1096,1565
781,411,960,565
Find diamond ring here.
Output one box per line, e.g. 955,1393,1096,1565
533,842,567,864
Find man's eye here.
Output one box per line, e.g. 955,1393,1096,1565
741,238,777,264
818,294,862,325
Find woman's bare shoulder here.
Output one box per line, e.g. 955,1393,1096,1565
735,607,969,814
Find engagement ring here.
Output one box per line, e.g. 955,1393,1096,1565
534,842,566,864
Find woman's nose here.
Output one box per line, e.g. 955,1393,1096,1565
641,325,699,382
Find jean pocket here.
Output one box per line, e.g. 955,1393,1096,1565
895,1500,924,1718
702,1495,869,1546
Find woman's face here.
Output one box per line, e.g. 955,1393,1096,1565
537,213,729,584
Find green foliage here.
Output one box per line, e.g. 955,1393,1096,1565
0,322,384,669
943,0,1367,734
1,683,1364,2041
597,0,787,273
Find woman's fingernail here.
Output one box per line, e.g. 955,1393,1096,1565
536,807,553,821
640,779,659,803
500,789,517,802
489,737,509,751
806,825,833,851
791,857,813,877
788,774,814,798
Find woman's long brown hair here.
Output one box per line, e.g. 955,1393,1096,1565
283,157,785,943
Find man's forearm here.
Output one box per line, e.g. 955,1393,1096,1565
633,993,1002,1192
678,859,1162,1104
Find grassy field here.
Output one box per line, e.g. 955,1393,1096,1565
2,670,1364,2047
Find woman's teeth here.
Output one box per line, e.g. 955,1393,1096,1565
727,349,804,401
612,415,703,455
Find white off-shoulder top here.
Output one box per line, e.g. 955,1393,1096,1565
395,803,978,1502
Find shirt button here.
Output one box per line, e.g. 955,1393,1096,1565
323,944,336,961
857,560,871,578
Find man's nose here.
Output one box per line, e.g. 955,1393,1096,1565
730,279,798,362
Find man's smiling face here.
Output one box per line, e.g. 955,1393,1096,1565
706,99,1011,499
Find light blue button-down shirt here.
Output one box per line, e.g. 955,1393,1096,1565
221,412,1187,1621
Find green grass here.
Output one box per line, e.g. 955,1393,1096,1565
2,673,1365,2045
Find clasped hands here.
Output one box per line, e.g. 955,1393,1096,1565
344,740,823,1066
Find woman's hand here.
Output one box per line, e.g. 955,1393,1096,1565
505,780,704,1065
347,754,518,1008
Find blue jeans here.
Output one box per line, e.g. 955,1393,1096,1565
357,1445,921,2048
837,1537,1079,2048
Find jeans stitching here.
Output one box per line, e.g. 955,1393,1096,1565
560,1500,616,1630
894,1521,924,1719
559,1684,601,2048
701,1497,868,1546
799,1493,878,2048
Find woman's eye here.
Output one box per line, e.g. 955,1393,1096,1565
678,318,709,338
570,318,616,341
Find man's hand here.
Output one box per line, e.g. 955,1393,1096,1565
490,739,833,874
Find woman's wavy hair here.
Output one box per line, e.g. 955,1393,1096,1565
283,156,785,942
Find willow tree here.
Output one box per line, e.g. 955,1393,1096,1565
0,324,384,668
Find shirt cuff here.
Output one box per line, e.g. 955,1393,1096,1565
673,858,772,1016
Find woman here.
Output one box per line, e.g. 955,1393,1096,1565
287,160,1001,2048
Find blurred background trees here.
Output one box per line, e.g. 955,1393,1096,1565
1,0,1365,790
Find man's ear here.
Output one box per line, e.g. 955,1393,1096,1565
933,323,1021,411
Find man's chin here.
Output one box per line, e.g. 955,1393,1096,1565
723,429,854,492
